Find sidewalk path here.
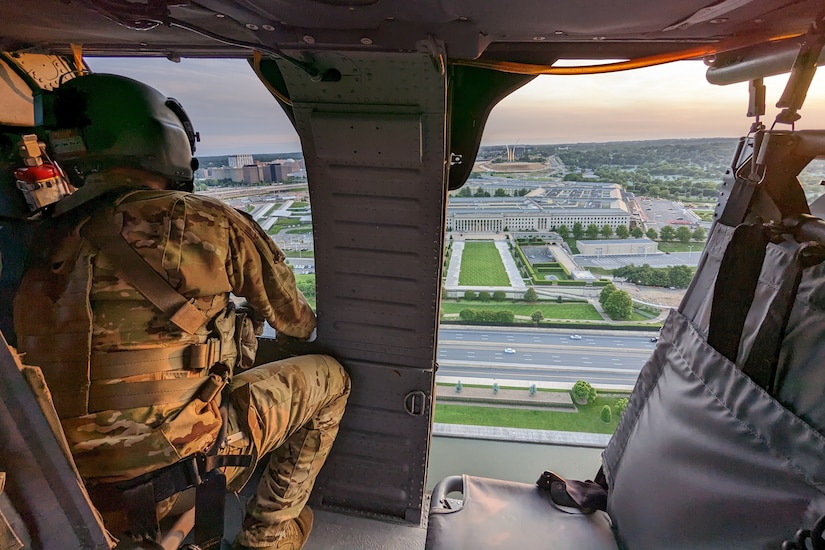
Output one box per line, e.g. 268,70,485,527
495,241,527,290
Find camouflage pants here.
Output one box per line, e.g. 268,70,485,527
221,354,350,547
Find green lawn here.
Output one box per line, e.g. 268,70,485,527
294,274,316,309
657,242,706,253
441,301,602,320
286,250,315,258
434,393,628,434
267,217,302,234
458,242,511,286
286,227,313,234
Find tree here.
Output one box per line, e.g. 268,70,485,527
493,310,515,323
478,291,492,302
599,283,617,306
668,265,694,288
692,227,706,242
492,382,499,395
601,405,613,423
473,189,490,197
659,225,675,242
600,224,613,238
463,290,476,300
494,188,508,197
523,287,538,302
572,380,597,405
572,222,584,240
531,310,544,326
631,226,644,238
492,290,507,301
585,224,600,239
557,224,570,239
646,228,658,240
603,289,633,320
455,380,463,393
675,226,692,243
616,225,630,239
615,397,629,417
459,309,477,321
457,186,472,197
529,384,536,396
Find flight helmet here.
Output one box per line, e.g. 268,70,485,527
45,73,199,190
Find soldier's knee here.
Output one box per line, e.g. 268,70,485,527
315,354,350,396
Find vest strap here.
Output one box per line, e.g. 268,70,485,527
81,210,207,335
89,377,204,412
90,339,221,380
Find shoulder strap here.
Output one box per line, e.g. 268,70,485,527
81,209,206,335
707,223,770,363
740,241,825,392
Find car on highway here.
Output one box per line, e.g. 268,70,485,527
503,347,516,354
569,335,582,340
650,336,659,342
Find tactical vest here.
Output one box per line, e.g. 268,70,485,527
14,199,240,480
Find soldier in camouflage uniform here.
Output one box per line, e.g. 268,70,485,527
12,73,349,550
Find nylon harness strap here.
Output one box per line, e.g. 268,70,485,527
707,224,771,363
739,241,825,393
88,450,252,546
707,222,825,391
90,342,220,380
81,209,207,335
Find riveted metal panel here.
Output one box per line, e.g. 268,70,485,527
311,112,423,167
273,51,447,523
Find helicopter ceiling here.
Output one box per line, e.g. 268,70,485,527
0,0,821,77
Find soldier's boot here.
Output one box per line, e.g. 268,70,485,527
232,506,314,550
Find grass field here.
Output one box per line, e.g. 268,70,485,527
441,301,602,320
285,250,315,259
657,242,706,253
458,242,511,286
294,274,316,309
434,390,628,434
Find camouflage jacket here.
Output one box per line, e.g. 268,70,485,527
14,177,315,481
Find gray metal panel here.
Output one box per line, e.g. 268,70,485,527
0,332,111,549
275,52,447,523
311,112,423,167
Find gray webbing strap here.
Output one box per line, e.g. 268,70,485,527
81,210,206,335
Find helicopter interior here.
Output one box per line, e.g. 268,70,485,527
1,1,825,549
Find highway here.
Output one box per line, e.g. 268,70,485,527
437,327,656,387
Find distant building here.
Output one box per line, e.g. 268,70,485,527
262,162,289,183
208,167,244,182
447,182,631,234
228,154,254,168
242,165,260,184
576,238,658,256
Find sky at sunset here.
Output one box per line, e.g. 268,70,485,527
88,57,825,157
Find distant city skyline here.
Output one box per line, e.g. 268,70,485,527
88,57,825,158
